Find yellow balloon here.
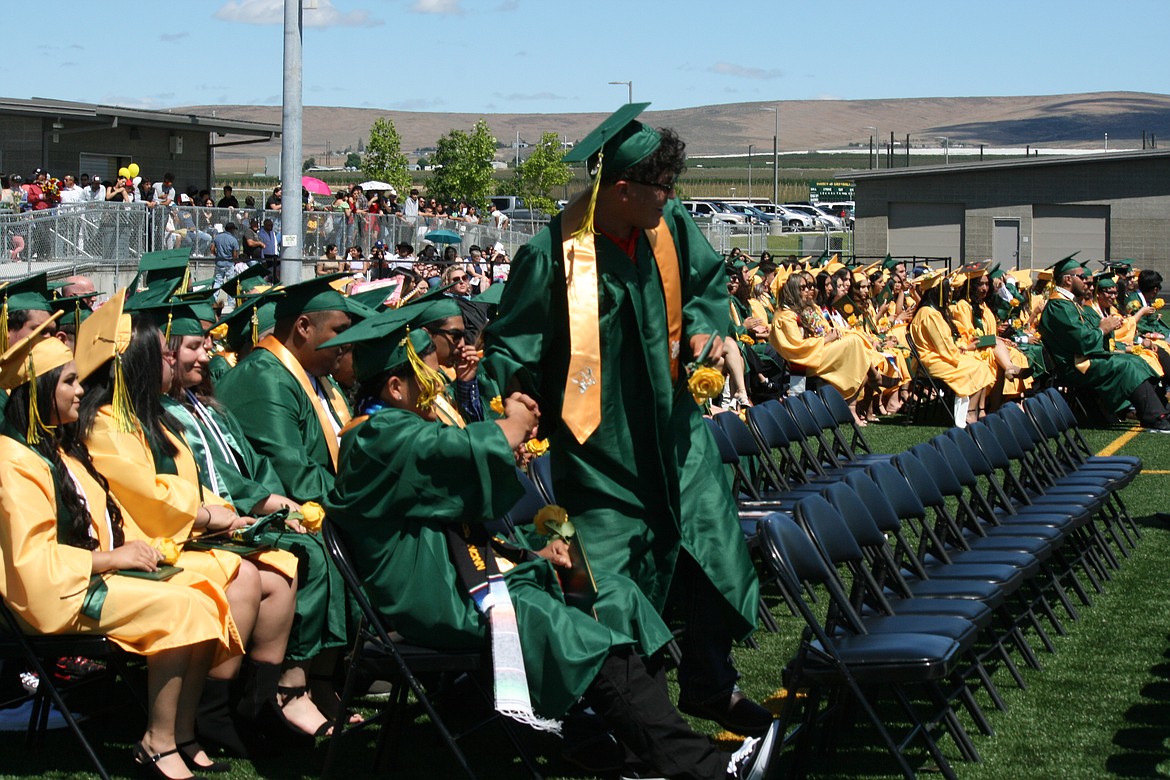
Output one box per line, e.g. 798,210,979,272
127,163,140,178
118,167,130,178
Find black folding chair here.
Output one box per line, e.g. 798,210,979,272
321,519,542,779
0,598,140,780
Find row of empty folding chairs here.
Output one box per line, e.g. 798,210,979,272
706,385,1142,778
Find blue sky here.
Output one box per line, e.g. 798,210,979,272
12,0,1169,113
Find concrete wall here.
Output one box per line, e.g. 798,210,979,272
854,155,1170,278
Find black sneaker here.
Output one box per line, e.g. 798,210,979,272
726,719,780,779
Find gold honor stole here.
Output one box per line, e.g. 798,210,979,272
560,216,682,444
256,335,352,469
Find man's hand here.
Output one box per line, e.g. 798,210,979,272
689,333,725,369
454,344,480,382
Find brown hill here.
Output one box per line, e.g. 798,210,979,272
176,91,1170,169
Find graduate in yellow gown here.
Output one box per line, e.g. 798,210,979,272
74,294,309,756
950,263,1033,407
770,272,886,423
908,271,996,427
0,317,242,779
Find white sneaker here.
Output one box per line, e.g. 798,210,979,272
0,699,74,732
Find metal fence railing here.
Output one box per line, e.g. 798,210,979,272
1,203,539,269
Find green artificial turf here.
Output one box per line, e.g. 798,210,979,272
3,417,1168,779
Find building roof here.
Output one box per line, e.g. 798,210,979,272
839,147,1170,181
0,96,279,139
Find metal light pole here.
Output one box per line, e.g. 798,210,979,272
938,136,949,165
608,81,632,104
761,106,778,205
279,0,304,285
747,144,754,200
864,126,878,169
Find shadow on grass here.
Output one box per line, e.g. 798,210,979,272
1105,632,1170,777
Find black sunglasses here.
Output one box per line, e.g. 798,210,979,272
432,327,466,342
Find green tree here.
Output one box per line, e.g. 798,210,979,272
428,119,497,209
345,152,362,169
514,132,572,213
362,118,412,195
302,157,316,172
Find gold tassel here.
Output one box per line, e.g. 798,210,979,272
0,295,8,353
404,327,446,411
179,265,191,296
73,300,81,333
111,354,138,433
572,150,603,241
251,310,259,347
164,311,173,341
25,354,55,445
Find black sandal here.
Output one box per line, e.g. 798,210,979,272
273,686,332,738
177,740,229,774
133,742,207,780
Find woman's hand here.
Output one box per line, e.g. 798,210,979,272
824,328,839,343
536,538,572,568
93,541,162,573
454,343,480,382
203,505,250,533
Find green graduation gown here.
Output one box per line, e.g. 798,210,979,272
325,409,663,717
1038,293,1156,412
481,198,758,639
215,348,345,504
161,395,348,661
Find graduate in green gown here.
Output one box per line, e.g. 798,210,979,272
322,308,777,780
480,104,768,735
1038,255,1170,430
215,275,361,504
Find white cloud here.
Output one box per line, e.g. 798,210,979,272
410,0,463,14
215,0,383,28
709,62,783,81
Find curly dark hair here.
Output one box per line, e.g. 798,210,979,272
600,127,687,185
5,365,125,550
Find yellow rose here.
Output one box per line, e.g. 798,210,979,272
524,438,550,456
300,502,326,533
1128,300,1142,313
1155,299,1165,310
738,333,755,345
877,317,890,330
534,504,572,539
209,323,229,340
1132,345,1148,357
846,314,858,327
1011,298,1021,307
1011,318,1022,329
489,395,505,415
152,537,180,565
687,365,725,402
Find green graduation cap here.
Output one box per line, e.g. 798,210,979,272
1092,272,1117,289
320,304,441,383
273,273,362,320
563,102,660,174
1049,252,1087,279
218,292,282,352
128,249,193,308
124,298,207,339
880,253,902,271
402,296,462,327
2,273,53,314
473,282,505,307
172,290,219,326
1104,258,1134,273
988,262,1006,281
50,292,100,333
221,264,271,300
813,249,831,268
347,280,410,312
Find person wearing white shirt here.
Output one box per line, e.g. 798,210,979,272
57,175,83,205
152,173,177,207
402,189,419,224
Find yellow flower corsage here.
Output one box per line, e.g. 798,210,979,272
534,505,575,541
688,365,724,404
152,537,180,565
489,395,505,415
209,323,229,341
1128,300,1142,313
299,502,326,533
1154,298,1165,310
738,333,755,346
524,438,549,456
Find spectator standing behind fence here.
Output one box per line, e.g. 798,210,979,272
265,185,282,212
258,218,280,280
403,188,420,225
218,185,239,209
152,173,176,207
213,223,242,287
490,203,510,230
241,217,264,263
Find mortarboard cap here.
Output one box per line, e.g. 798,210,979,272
563,103,660,174
74,290,132,382
130,248,192,297
125,298,207,339
273,273,363,320
220,264,271,300
1048,253,1087,280
473,282,505,307
988,263,1006,281
2,273,53,314
1093,273,1117,289
50,292,100,332
218,292,282,352
0,311,69,392
915,269,947,292
320,305,443,388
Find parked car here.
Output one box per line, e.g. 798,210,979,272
682,200,746,225
725,203,777,225
782,204,845,230
808,203,849,230
818,201,856,228
754,203,816,230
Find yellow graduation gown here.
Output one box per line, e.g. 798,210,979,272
951,299,1031,396
770,307,880,398
0,436,242,657
910,307,996,397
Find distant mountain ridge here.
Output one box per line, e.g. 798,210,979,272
175,91,1170,164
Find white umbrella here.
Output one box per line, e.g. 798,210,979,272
359,181,396,194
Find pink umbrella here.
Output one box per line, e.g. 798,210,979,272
301,175,332,196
